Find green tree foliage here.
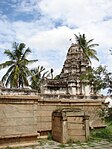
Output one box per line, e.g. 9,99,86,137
74,33,99,94
30,66,50,92
91,65,108,93
54,74,60,80
106,50,112,94
103,72,112,95
0,42,38,88
81,65,112,94
74,33,99,63
98,105,112,124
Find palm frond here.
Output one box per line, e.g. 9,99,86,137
74,33,99,63
42,71,49,79
13,42,18,50
40,66,45,73
2,65,15,82
87,39,94,44
5,70,14,87
0,61,15,70
90,54,99,61
88,43,99,48
4,50,16,60
21,48,31,60
19,43,26,52
74,34,80,43
27,59,38,65
1,42,38,88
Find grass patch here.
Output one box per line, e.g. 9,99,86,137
90,122,112,141
58,143,66,148
38,139,47,146
74,140,81,145
67,138,74,146
48,140,55,145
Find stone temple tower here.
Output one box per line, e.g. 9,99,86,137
60,43,91,95
41,43,92,95
60,43,89,80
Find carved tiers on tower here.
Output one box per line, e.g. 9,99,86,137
60,43,89,81
41,43,92,96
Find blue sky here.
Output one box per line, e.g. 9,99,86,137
0,0,112,80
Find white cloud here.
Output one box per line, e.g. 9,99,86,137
0,0,112,84
39,0,112,27
27,26,72,52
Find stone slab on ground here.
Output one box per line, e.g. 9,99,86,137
0,139,112,149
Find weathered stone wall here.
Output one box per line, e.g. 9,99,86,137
0,94,106,142
0,87,38,95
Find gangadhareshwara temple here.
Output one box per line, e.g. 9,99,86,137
41,43,94,96
0,43,107,146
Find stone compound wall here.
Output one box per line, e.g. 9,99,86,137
0,94,106,145
0,87,38,95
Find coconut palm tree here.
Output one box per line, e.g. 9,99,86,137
74,33,99,94
0,42,38,88
30,66,50,92
74,33,99,63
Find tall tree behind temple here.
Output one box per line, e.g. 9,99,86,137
74,33,99,63
74,33,99,94
0,42,38,88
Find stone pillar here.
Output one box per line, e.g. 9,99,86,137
72,86,76,94
85,85,91,96
62,112,68,143
84,114,90,139
76,81,80,95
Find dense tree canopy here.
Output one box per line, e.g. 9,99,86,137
81,65,112,95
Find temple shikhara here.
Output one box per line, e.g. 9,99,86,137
42,43,93,95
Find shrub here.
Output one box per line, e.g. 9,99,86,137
47,132,53,140
91,127,112,141
98,107,112,122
